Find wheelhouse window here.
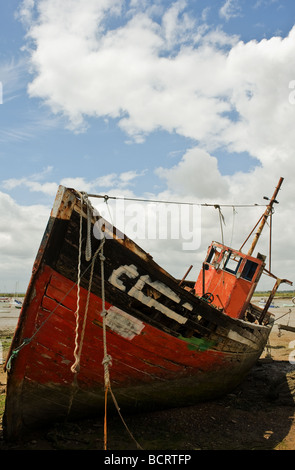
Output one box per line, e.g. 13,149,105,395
241,260,258,281
221,251,242,275
206,246,220,265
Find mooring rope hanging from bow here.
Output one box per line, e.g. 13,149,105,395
99,247,112,390
68,194,142,450
70,240,106,374
68,194,105,419
98,236,142,450
71,191,102,373
99,245,112,450
71,195,84,374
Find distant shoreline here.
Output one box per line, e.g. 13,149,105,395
1,292,294,298
0,294,25,298
253,291,294,298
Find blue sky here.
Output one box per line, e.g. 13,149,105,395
1,0,295,292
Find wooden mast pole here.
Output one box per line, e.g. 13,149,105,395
247,177,284,257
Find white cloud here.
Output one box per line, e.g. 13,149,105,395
2,168,146,199
60,169,146,193
156,148,229,199
19,0,295,164
16,0,36,26
0,56,64,143
3,166,58,196
219,0,242,21
0,58,28,103
161,0,196,48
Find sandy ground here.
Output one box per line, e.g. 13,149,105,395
1,299,295,451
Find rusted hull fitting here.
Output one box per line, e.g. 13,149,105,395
3,187,272,440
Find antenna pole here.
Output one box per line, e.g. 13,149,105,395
247,177,284,256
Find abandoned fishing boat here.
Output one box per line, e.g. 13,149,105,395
3,177,290,440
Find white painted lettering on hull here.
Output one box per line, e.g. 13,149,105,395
108,264,138,291
108,265,191,325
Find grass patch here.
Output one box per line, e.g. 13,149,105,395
0,335,12,422
253,291,294,298
0,394,5,418
1,337,13,353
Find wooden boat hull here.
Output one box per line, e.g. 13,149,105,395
3,187,272,440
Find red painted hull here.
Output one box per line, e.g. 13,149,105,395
3,187,272,440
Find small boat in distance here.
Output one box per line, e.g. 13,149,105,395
0,298,22,309
11,298,22,309
259,298,277,308
3,177,291,440
0,298,11,309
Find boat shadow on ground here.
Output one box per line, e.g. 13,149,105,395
2,359,294,451
102,359,295,451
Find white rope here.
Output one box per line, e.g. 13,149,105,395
100,247,112,388
71,195,84,374
71,238,105,374
71,193,104,374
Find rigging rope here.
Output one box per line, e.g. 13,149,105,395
215,205,225,245
87,193,267,208
230,207,237,247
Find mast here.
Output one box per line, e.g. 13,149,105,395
247,177,284,257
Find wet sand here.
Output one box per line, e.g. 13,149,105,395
1,298,295,450
0,304,21,334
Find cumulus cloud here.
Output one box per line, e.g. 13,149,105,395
219,0,242,21
155,148,229,199
19,0,295,163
